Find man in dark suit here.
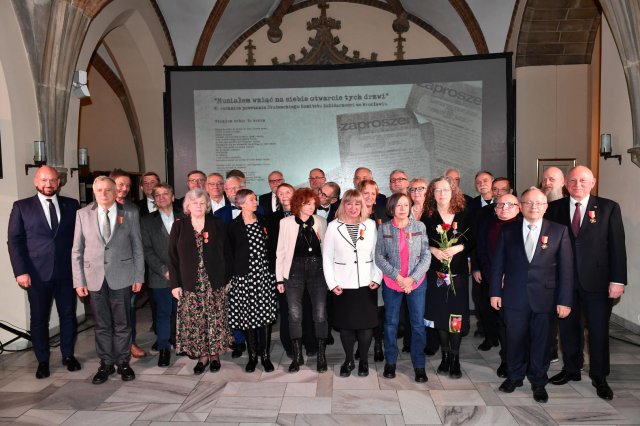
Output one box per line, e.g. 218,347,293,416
259,170,284,215
175,170,206,214
141,183,183,367
354,167,387,206
7,166,81,378
215,176,264,224
205,172,229,214
72,176,145,384
491,187,573,403
136,171,160,216
545,165,627,400
317,182,340,223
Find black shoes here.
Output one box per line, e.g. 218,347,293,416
245,354,258,373
449,354,462,379
478,339,499,351
92,363,115,384
383,363,396,379
339,360,355,377
289,339,304,373
499,378,523,393
373,341,384,362
496,362,507,378
317,339,327,373
532,385,548,403
231,342,246,358
193,359,209,375
424,347,437,356
437,352,450,374
210,359,221,372
549,370,581,385
35,362,50,379
117,362,135,381
158,349,171,367
62,356,81,372
592,378,614,400
261,354,275,373
414,368,428,383
358,361,369,377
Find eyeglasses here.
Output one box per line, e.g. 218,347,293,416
390,177,408,184
188,178,206,183
319,191,335,200
433,188,452,194
309,175,325,180
268,178,284,184
520,201,547,208
207,182,224,186
494,202,518,210
409,186,426,193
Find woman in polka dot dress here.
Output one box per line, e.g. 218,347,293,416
227,189,277,373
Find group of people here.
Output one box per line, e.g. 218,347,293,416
7,163,626,404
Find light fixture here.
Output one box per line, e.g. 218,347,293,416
72,70,90,99
71,148,89,177
25,141,46,174
600,133,622,165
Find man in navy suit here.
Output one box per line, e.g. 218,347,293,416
545,165,627,400
259,170,284,216
136,171,160,216
7,166,81,378
490,187,573,403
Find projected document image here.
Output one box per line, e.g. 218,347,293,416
194,81,482,195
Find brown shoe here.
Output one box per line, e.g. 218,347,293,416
130,343,146,358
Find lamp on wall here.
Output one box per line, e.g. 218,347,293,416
70,148,88,177
25,141,47,174
72,70,90,99
600,133,622,165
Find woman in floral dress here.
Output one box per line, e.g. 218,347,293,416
169,188,233,374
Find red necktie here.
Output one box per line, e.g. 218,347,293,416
571,202,581,237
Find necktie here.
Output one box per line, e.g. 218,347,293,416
571,202,581,237
47,199,58,233
103,209,112,241
525,224,537,262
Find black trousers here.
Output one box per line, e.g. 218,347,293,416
284,257,328,339
90,281,132,365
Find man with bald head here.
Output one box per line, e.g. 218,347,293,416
540,167,565,202
354,167,387,205
8,166,81,378
474,193,520,377
545,165,627,400
491,187,573,403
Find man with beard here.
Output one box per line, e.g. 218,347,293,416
8,166,81,378
540,167,566,202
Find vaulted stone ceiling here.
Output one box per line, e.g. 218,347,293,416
149,0,602,67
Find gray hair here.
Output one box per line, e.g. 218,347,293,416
235,189,255,206
183,188,211,214
93,175,116,188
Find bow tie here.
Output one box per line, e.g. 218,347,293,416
317,205,330,212
231,206,241,210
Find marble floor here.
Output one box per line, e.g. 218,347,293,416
1,305,640,425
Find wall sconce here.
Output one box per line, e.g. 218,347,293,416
600,134,622,165
70,148,88,177
72,70,90,99
25,141,47,174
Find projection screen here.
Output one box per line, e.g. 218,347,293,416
166,54,513,197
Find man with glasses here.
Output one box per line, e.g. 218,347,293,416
445,168,473,205
205,173,228,214
389,170,410,194
491,187,573,403
545,166,627,401
175,170,206,214
137,172,160,216
308,168,327,191
259,170,285,215
317,182,341,222
474,192,520,378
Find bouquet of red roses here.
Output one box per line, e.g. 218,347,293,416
433,222,466,295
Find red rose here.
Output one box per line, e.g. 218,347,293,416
441,223,451,231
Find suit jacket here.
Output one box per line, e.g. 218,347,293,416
227,214,273,276
375,218,431,283
168,215,232,292
370,203,390,227
545,196,627,292
8,194,79,283
322,219,382,290
72,202,145,291
470,203,498,273
466,195,492,225
275,214,327,281
215,203,265,224
259,192,278,216
140,208,184,289
490,218,573,313
136,198,155,217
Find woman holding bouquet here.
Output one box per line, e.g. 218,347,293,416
422,176,472,379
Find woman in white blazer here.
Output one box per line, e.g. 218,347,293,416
275,188,328,373
323,189,382,378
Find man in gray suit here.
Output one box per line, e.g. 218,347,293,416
72,176,145,384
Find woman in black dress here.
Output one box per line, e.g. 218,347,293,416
169,189,233,375
422,176,472,379
227,189,277,373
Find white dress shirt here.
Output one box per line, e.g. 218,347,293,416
522,218,543,255
271,193,278,212
97,203,117,239
37,192,60,229
569,195,589,227
211,197,226,213
146,197,157,213
160,210,175,234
